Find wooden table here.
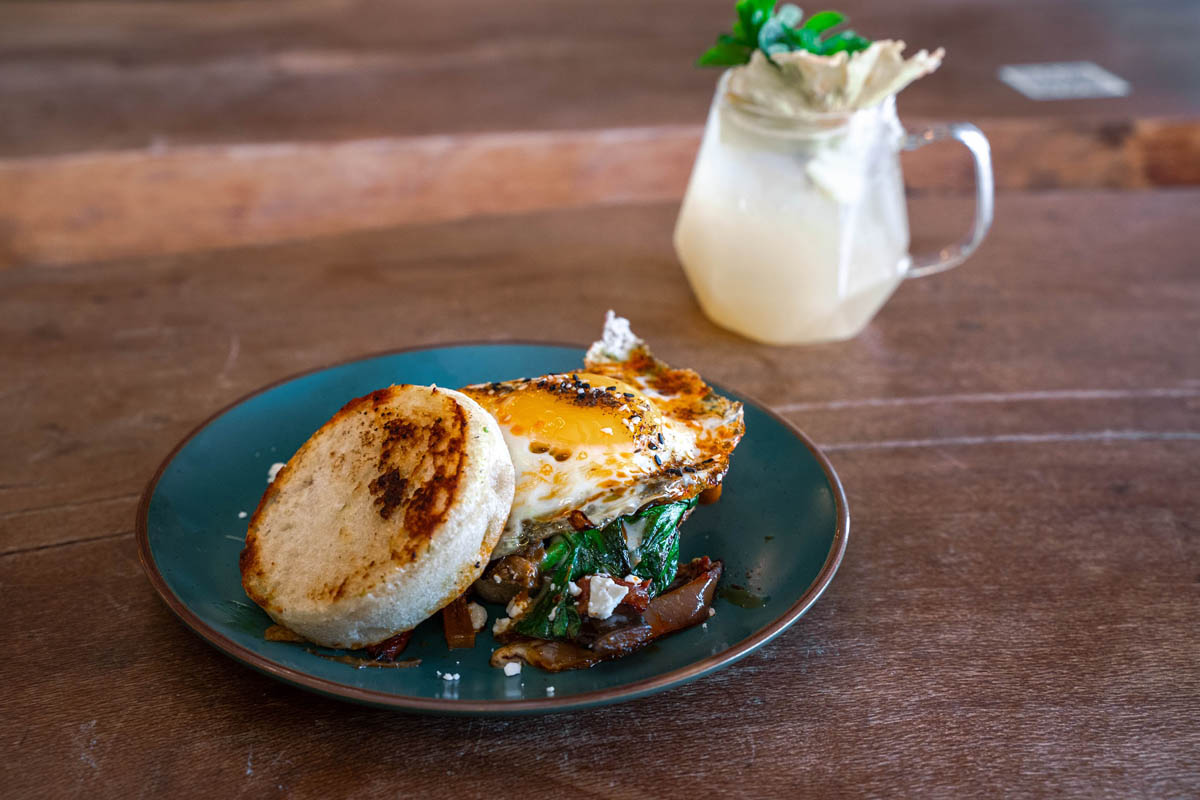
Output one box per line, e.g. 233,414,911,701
3,0,1199,270
3,185,1198,796
4,0,1199,156
3,0,1199,794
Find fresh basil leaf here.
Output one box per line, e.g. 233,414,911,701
511,498,697,640
515,539,580,640
749,0,779,21
781,24,820,53
513,576,581,640
628,498,696,595
735,0,756,32
735,0,773,40
801,10,844,33
818,29,871,54
700,3,871,65
513,523,628,641
572,524,632,578
540,539,570,572
737,0,778,43
698,40,754,66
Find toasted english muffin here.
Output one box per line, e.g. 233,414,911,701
240,385,515,649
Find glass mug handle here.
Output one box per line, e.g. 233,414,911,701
901,123,994,278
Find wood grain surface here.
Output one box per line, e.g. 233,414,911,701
2,189,1198,797
4,117,1198,270
2,0,1197,158
3,0,1199,270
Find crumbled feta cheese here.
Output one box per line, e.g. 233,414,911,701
503,662,522,677
492,574,502,584
493,617,512,636
585,311,644,364
567,582,582,597
506,595,529,618
548,606,557,621
467,602,488,632
587,575,628,619
266,462,286,483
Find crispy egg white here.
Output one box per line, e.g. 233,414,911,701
461,314,744,557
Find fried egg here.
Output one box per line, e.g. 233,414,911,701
461,312,744,557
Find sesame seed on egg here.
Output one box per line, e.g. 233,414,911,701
460,352,743,558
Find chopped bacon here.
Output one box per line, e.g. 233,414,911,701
615,576,651,613
365,630,413,662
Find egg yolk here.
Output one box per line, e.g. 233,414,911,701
476,373,656,448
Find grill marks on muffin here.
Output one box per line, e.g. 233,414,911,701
363,399,469,566
238,383,515,646
400,409,467,541
369,417,419,520
283,391,472,603
367,469,409,520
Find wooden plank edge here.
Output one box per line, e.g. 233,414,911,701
0,117,1196,269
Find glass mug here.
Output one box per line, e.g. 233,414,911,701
674,71,993,345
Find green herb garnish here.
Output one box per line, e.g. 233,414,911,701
512,498,697,641
698,3,871,67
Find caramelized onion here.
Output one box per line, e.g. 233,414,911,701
589,622,655,658
489,559,723,672
491,639,601,673
365,630,413,662
643,561,721,635
442,594,476,650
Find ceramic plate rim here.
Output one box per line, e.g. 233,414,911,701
136,341,850,714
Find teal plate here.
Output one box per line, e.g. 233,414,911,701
137,344,848,714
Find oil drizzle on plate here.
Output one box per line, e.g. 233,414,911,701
305,649,422,669
718,584,769,609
